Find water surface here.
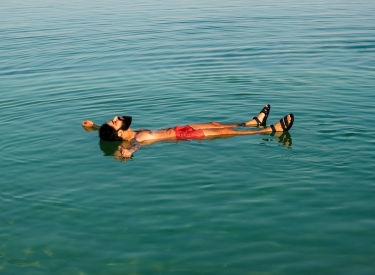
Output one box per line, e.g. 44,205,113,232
1,0,375,274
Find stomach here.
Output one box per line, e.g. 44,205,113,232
138,128,176,143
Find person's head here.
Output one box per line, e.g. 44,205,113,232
99,116,132,141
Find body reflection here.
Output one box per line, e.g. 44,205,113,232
98,131,293,160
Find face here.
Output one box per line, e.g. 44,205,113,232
107,116,124,131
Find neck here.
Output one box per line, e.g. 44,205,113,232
120,128,136,141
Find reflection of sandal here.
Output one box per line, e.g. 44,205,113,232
253,104,271,126
275,132,292,146
270,114,294,132
263,132,292,146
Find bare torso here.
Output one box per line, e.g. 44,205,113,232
135,128,176,143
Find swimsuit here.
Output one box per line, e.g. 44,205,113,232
174,125,205,139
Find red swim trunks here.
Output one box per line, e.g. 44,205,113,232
174,125,205,139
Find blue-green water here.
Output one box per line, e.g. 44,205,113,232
1,0,375,274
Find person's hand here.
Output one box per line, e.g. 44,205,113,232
121,149,133,158
82,120,94,127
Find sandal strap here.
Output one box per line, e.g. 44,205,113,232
260,105,270,126
253,116,262,126
280,117,287,130
287,114,294,131
281,115,294,131
270,124,276,132
261,106,269,115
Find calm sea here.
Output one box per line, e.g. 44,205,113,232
1,0,375,274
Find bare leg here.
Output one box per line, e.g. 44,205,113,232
189,121,240,130
189,104,271,130
202,114,294,137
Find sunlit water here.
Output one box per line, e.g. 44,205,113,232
1,0,375,274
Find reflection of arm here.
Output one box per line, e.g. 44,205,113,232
121,138,141,158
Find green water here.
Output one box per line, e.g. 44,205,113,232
1,0,375,274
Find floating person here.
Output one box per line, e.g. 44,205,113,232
82,104,294,158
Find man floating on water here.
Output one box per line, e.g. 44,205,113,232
82,104,294,158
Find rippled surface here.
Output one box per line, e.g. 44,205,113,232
1,0,375,274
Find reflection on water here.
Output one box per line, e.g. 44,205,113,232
97,130,294,159
263,132,292,147
99,139,128,156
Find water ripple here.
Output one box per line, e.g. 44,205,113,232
1,0,375,274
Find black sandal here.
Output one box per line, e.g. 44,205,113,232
270,114,294,132
253,104,271,126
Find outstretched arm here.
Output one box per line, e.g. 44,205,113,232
82,120,101,130
121,137,141,158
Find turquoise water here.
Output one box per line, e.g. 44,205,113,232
1,0,375,274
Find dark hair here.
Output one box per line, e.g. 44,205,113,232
99,123,122,141
119,116,132,131
98,116,132,141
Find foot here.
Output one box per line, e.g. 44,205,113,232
266,114,294,132
245,104,271,126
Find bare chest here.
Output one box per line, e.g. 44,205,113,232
135,128,176,142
